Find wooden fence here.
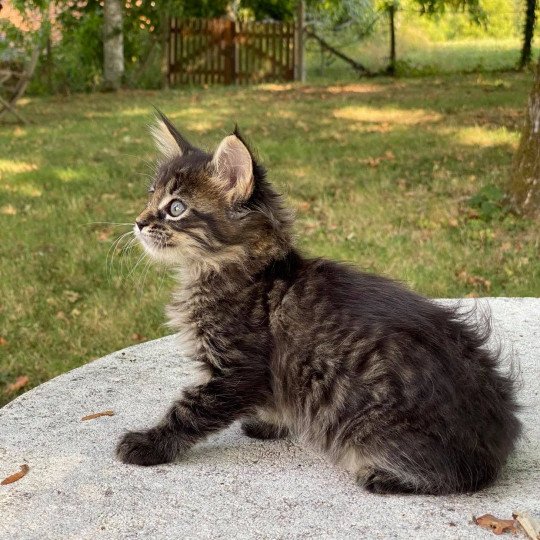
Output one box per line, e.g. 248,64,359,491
167,18,297,86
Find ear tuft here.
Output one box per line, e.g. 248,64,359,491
150,110,197,159
211,135,254,202
150,118,183,159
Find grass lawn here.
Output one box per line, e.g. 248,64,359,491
307,38,538,79
1,71,539,406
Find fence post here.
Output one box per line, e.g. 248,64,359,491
161,14,170,88
224,19,236,85
294,1,305,82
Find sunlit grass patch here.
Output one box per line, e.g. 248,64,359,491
333,106,442,125
0,71,538,406
451,126,518,148
0,159,38,174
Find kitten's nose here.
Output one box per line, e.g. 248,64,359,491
136,219,149,231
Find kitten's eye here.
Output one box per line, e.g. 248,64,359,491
168,199,186,218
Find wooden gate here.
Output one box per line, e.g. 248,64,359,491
168,18,296,85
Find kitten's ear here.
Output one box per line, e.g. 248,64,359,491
210,133,254,203
150,110,195,159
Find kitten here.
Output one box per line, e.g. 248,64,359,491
116,113,521,494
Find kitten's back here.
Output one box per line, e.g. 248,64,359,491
268,254,521,494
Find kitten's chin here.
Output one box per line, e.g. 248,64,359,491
135,230,182,266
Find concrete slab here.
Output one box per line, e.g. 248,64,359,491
0,298,539,539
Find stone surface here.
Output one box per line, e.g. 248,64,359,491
0,298,539,540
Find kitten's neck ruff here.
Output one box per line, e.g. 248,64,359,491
172,235,292,291
165,248,291,363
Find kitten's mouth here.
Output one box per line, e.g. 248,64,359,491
134,225,175,252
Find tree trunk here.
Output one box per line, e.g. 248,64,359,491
387,4,397,76
519,0,537,69
103,0,124,91
509,62,540,217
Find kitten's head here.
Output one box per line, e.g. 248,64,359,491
135,113,293,274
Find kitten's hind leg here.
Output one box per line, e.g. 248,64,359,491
241,418,289,440
362,469,418,495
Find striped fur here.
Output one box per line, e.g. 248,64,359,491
117,118,521,494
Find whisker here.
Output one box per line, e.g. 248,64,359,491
87,221,133,227
126,250,147,280
119,236,140,277
107,231,134,280
138,257,154,294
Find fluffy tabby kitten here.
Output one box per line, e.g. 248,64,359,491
116,113,521,494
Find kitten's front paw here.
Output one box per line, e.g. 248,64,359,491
116,429,174,466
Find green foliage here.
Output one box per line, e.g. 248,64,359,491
413,0,486,23
10,0,50,11
401,0,522,40
307,0,379,37
468,184,509,221
0,20,27,63
2,0,532,93
241,0,296,20
49,9,103,93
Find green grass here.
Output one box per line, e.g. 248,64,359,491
1,71,539,406
307,37,538,79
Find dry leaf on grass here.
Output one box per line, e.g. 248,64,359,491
360,151,396,168
0,336,7,346
81,410,115,421
456,269,492,292
1,464,29,485
63,290,81,303
97,229,113,242
5,375,29,394
475,514,519,535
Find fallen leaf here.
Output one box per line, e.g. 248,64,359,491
0,336,7,346
475,514,518,535
63,290,80,303
1,464,29,485
364,157,382,168
81,410,115,421
456,270,491,292
361,151,395,168
131,333,146,342
5,376,29,394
